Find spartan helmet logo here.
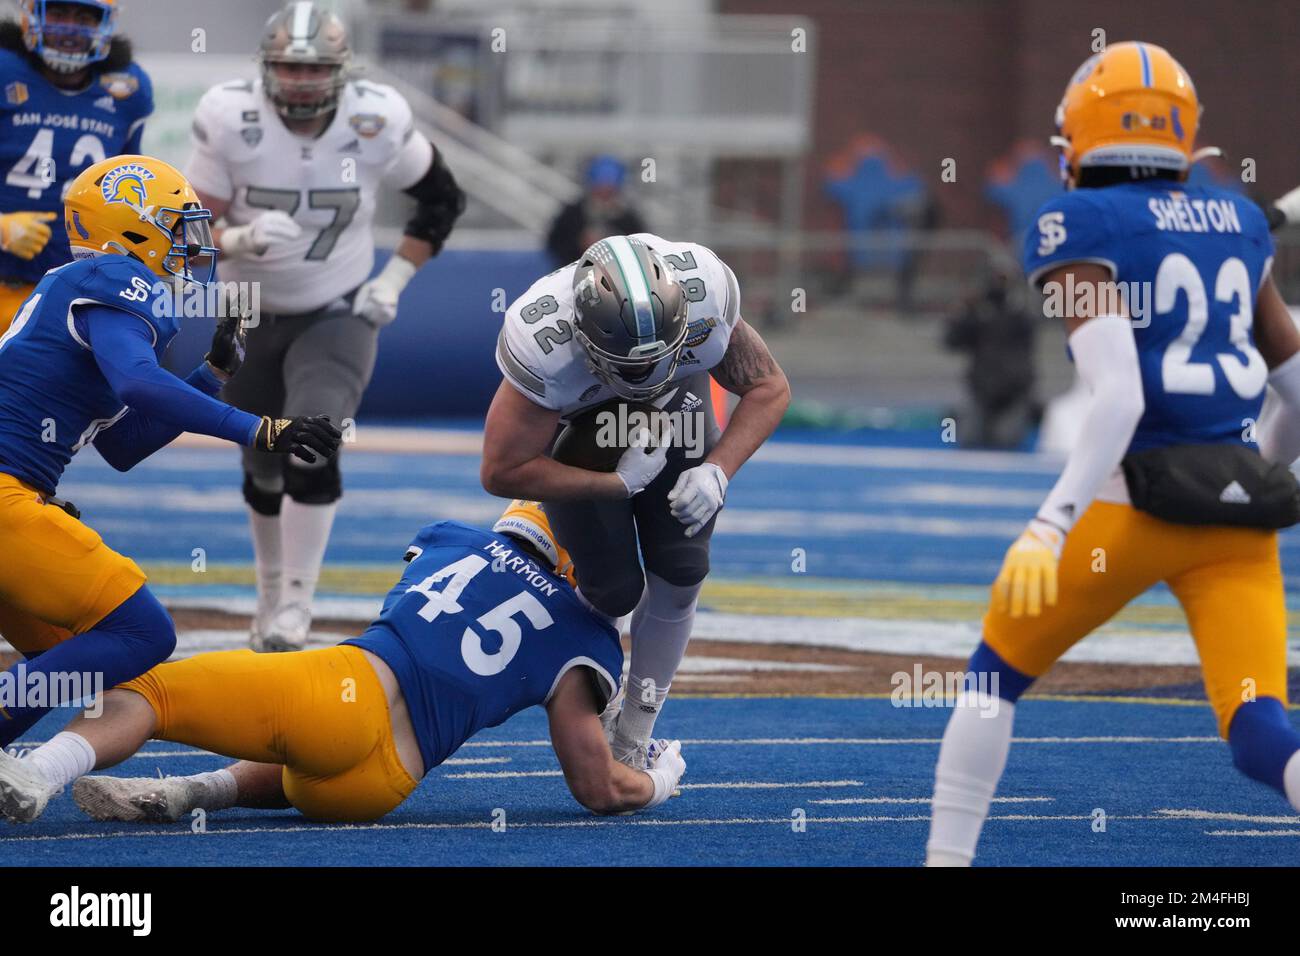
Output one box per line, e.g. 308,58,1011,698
100,163,155,210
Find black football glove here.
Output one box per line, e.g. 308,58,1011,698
205,313,247,379
254,415,342,464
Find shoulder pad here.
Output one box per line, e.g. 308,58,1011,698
1023,190,1117,287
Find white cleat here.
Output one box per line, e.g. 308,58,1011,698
611,732,649,771
73,775,202,823
600,679,626,747
0,749,58,823
257,601,311,653
249,610,272,652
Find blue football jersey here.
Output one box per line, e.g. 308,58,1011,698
345,521,624,773
0,49,153,283
1024,179,1275,453
0,255,180,493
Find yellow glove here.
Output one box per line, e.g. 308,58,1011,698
0,211,57,261
992,518,1065,618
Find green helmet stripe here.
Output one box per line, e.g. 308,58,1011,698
606,236,656,346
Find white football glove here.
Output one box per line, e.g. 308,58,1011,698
615,425,672,497
1274,185,1300,227
221,210,302,259
642,738,685,809
354,255,418,328
667,461,728,538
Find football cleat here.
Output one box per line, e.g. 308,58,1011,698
600,676,627,746
611,731,649,771
257,601,311,653
73,775,203,823
0,749,58,823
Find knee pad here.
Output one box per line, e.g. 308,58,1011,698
576,571,645,620
243,474,283,516
642,539,710,589
284,456,342,505
966,641,1035,704
1229,698,1300,791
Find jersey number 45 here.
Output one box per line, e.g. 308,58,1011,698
405,555,555,677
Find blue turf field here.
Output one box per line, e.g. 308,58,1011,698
5,697,1300,867
3,429,1300,865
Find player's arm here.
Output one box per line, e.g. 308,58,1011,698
1252,275,1300,464
546,668,684,814
480,379,631,500
84,305,340,464
706,318,791,478
355,138,466,328
92,313,249,470
662,318,791,538
994,262,1144,617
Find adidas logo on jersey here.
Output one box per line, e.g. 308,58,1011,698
339,139,361,153
681,391,703,413
1218,481,1251,505
93,95,116,113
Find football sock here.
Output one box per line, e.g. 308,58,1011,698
186,769,238,811
927,694,1016,867
278,499,338,610
926,641,1029,867
24,731,96,791
0,588,175,748
247,507,284,620
614,573,700,748
1228,697,1300,810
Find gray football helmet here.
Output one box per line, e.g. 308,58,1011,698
572,236,689,401
258,1,351,121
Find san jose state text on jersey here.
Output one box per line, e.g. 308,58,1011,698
0,49,152,282
344,521,623,772
1025,180,1274,453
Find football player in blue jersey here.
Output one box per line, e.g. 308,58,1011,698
0,1,153,331
0,503,687,824
0,153,341,751
926,42,1300,866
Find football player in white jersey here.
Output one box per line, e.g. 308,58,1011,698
184,2,464,651
481,233,791,766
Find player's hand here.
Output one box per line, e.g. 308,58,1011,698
992,518,1065,618
667,462,728,538
254,415,342,464
205,313,247,380
615,425,672,497
0,211,57,260
222,211,301,258
353,255,417,328
643,738,685,807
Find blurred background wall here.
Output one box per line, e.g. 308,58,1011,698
93,0,1300,440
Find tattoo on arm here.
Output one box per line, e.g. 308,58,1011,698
711,320,778,393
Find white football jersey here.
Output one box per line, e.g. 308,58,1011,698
185,77,433,314
496,233,741,416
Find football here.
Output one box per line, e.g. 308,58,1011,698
551,398,669,472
